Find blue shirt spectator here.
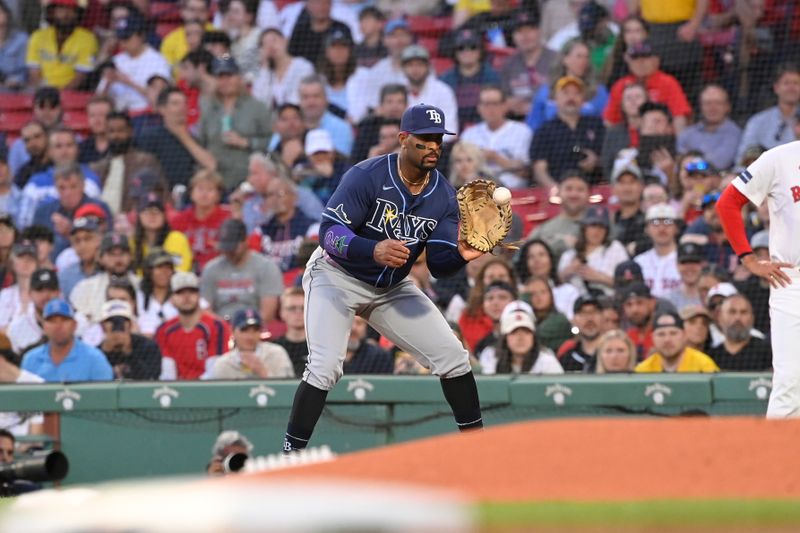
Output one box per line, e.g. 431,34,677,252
440,62,501,129
0,142,22,225
21,299,113,382
20,163,102,228
0,28,29,89
319,111,354,157
268,110,354,159
8,87,64,177
526,83,609,133
32,193,111,260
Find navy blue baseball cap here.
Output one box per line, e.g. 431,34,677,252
116,11,148,40
44,298,74,320
400,104,455,136
233,308,262,330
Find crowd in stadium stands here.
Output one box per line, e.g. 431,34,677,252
1,0,797,434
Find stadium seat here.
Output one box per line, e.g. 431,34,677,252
60,91,93,111
0,111,32,134
150,1,182,23
431,57,454,76
407,16,452,38
418,37,439,58
63,110,89,134
0,93,33,112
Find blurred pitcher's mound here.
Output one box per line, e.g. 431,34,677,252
258,417,800,501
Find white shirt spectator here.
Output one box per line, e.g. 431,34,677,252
279,1,362,45
0,285,28,330
55,246,79,271
70,272,140,324
6,310,40,354
102,46,171,112
0,369,44,437
137,292,179,336
251,55,314,106
406,74,460,139
553,283,580,320
460,120,533,188
479,345,564,375
212,1,279,30
256,0,280,29
346,57,407,123
634,248,682,298
558,240,629,297
6,309,93,354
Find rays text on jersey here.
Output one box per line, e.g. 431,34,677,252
366,198,437,245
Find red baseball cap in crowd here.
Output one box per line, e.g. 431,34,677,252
74,203,107,221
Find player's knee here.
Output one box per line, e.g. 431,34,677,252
303,366,343,391
435,356,473,379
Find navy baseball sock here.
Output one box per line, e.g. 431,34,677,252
440,371,483,431
283,381,328,452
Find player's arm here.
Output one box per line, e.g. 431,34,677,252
319,165,410,268
425,199,481,278
717,165,792,287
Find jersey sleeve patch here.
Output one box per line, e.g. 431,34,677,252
737,169,753,184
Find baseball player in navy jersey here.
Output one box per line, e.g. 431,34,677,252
717,141,800,417
283,104,485,452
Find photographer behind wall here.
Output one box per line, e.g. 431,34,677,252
0,429,40,496
206,430,252,476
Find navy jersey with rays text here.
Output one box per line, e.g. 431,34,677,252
319,153,467,288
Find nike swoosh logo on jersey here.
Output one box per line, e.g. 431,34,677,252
382,185,394,190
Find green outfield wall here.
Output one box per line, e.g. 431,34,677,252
0,374,772,485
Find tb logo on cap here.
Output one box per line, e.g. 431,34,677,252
426,109,442,124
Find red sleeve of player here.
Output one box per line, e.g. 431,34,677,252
716,185,752,256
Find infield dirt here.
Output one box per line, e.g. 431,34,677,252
259,417,800,502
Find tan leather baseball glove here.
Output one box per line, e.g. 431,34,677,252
456,179,514,253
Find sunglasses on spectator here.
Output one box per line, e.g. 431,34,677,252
648,218,674,226
457,44,480,52
685,161,710,174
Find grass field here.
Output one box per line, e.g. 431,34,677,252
477,500,800,530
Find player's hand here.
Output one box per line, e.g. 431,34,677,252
374,239,410,268
457,240,485,262
741,254,794,288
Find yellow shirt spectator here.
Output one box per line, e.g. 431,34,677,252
635,347,720,373
133,231,194,275
161,23,215,68
26,26,98,88
455,0,491,18
639,0,696,24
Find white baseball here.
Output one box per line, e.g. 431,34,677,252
493,187,511,206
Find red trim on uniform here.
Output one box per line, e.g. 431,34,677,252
716,185,752,257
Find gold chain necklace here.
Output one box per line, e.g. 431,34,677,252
397,159,430,194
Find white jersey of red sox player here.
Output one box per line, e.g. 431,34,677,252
728,140,800,418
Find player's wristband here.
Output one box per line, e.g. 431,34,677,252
738,251,754,261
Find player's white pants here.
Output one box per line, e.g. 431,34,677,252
767,267,800,418
301,247,472,391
